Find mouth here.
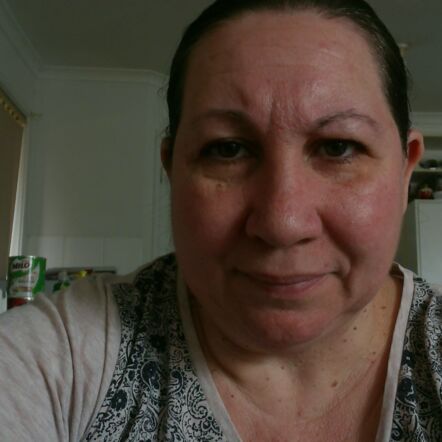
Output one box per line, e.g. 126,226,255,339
237,270,328,300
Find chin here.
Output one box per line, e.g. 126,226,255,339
237,308,339,353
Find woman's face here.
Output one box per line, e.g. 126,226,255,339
165,11,422,351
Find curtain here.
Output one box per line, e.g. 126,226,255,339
0,88,26,278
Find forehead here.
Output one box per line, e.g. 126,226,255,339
198,9,376,66
180,10,393,131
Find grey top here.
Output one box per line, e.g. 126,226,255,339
0,254,441,441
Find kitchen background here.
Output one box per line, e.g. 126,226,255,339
1,0,442,301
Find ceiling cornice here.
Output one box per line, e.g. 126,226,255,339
0,0,168,87
0,0,42,76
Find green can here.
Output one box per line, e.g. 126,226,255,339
7,256,46,308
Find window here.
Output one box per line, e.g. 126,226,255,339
0,88,26,278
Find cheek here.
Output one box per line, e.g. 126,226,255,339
327,171,405,266
170,176,245,261
170,176,247,311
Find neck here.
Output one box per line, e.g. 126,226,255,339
190,275,401,418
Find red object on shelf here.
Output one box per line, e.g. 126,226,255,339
7,298,32,309
418,185,433,199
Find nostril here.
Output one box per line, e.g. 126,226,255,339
297,237,314,246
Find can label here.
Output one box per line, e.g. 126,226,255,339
7,256,46,300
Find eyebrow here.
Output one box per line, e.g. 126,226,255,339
314,110,380,132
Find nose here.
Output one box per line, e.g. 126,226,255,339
245,156,323,248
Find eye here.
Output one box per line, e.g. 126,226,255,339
202,140,250,160
315,139,362,160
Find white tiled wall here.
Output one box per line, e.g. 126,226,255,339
103,237,143,273
24,235,144,274
63,238,104,267
26,236,64,266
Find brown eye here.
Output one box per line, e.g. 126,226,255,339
316,139,362,159
323,140,352,157
203,140,249,160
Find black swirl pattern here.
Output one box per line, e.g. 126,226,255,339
84,254,225,441
391,279,442,441
84,255,442,441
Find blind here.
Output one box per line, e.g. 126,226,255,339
0,89,26,278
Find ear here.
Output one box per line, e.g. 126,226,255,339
161,137,173,178
401,129,424,211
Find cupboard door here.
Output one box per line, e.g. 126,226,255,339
417,202,442,284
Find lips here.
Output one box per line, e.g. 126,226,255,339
243,271,325,285
236,269,328,299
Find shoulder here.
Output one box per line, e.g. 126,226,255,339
0,254,178,440
104,254,179,352
393,264,442,330
409,275,442,331
390,273,442,440
110,253,178,323
402,272,442,359
0,269,120,347
406,276,442,380
0,263,135,439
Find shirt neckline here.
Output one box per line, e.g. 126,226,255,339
375,264,415,442
178,264,415,442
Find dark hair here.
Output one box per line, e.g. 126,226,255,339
166,0,410,152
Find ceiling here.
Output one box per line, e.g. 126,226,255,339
3,0,442,112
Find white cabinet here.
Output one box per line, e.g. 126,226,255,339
396,200,442,284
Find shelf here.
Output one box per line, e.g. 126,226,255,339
413,167,442,174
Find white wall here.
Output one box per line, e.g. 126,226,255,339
1,1,172,275
22,69,169,273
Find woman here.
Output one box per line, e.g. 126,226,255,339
0,0,440,441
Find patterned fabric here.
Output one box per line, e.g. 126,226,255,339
85,255,442,441
391,278,442,441
84,254,225,441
